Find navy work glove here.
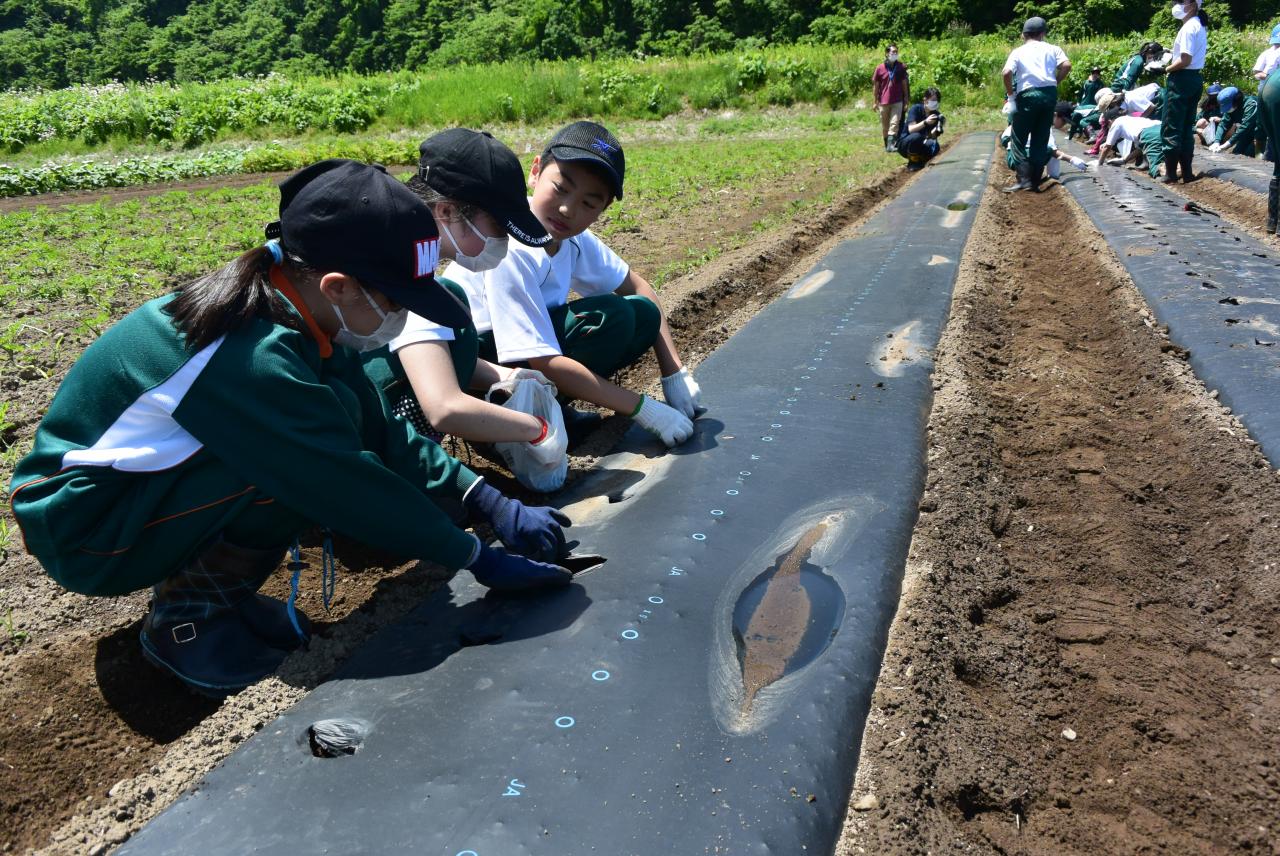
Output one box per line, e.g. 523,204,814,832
464,480,569,562
467,543,572,592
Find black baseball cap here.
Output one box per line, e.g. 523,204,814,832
418,129,551,247
268,159,471,329
545,121,626,200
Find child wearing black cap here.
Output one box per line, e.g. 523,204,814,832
9,158,573,696
396,121,705,450
363,129,572,469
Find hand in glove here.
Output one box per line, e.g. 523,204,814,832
1209,141,1226,153
503,366,557,392
632,394,694,447
467,543,571,592
464,480,569,562
660,367,707,419
1069,156,1088,172
1143,61,1166,74
1001,98,1015,118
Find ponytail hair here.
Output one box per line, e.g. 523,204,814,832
165,246,310,352
405,173,479,222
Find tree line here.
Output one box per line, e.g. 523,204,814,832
1,0,1272,90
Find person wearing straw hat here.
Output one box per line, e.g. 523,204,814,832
1161,0,1208,183
1095,82,1163,119
8,159,574,696
1001,16,1072,192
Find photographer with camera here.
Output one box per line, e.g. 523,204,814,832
896,87,944,171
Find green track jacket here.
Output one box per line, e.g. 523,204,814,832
10,295,480,596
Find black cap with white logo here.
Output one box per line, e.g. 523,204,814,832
546,121,626,200
418,129,551,247
268,158,471,329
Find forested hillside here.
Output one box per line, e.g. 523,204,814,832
0,0,1271,89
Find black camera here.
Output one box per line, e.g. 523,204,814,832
929,113,946,137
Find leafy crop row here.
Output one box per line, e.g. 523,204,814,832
6,30,1270,159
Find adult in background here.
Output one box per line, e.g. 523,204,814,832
1259,66,1280,232
896,87,945,170
1002,16,1072,192
1161,0,1208,183
872,44,910,152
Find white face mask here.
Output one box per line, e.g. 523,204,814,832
888,52,899,62
332,285,408,352
1171,3,1185,19
924,100,939,111
442,215,509,273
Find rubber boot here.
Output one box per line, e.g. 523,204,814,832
1162,154,1181,184
1003,161,1033,193
140,538,295,696
1030,163,1046,192
1180,151,1197,183
1269,178,1279,234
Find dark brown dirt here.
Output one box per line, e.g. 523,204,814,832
0,145,922,855
840,154,1280,854
1178,174,1275,242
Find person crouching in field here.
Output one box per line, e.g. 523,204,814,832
1097,112,1168,178
896,87,945,170
1207,86,1268,157
361,129,569,482
1001,115,1088,182
8,160,573,696
428,120,705,450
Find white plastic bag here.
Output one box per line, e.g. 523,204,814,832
486,377,568,492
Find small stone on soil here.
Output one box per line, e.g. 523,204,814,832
853,794,880,811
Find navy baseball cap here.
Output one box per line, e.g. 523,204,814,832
545,121,626,200
268,159,471,329
418,129,551,247
1022,16,1047,34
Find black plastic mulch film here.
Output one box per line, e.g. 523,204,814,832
1195,146,1273,195
1059,150,1280,466
118,134,995,856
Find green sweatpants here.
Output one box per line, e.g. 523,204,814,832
1137,124,1167,178
1161,68,1204,156
1009,85,1058,172
480,293,661,379
1262,69,1280,178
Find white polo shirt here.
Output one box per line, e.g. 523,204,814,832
1106,115,1160,149
1003,40,1070,92
390,227,630,364
1254,45,1280,81
1123,83,1161,113
1171,16,1207,70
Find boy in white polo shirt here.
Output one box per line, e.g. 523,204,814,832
1001,16,1073,192
439,121,704,449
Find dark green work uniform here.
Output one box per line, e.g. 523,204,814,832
1258,69,1280,231
1218,96,1266,157
1112,54,1145,92
10,294,482,597
1137,124,1167,177
1079,77,1105,106
1161,13,1206,177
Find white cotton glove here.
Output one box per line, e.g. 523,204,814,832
1144,61,1166,74
660,367,706,419
1001,98,1015,118
1069,156,1088,172
632,394,694,448
1209,142,1226,153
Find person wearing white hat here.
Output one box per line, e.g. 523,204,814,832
1001,16,1072,192
1161,0,1208,183
1254,25,1280,89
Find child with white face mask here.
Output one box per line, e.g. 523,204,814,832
10,158,574,696
361,129,571,467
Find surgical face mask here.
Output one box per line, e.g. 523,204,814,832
1171,3,1185,19
332,285,408,352
888,52,899,62
442,215,509,273
924,100,939,111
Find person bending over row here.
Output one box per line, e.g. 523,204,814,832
896,87,945,171
9,160,573,695
999,122,1088,182
1207,86,1268,157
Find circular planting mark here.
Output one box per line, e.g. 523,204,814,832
555,716,575,729
591,670,610,681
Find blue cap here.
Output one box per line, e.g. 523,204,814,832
1271,22,1280,45
1206,82,1222,97
1217,86,1239,113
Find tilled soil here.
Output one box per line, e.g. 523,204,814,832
841,155,1280,854
0,149,920,855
